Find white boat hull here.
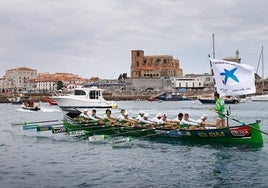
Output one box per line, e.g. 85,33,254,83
251,94,268,101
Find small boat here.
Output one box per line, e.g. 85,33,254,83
8,96,28,105
52,87,117,112
56,112,263,145
198,98,240,104
44,96,58,105
21,102,41,111
149,92,191,101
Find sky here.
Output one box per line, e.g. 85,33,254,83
0,0,268,79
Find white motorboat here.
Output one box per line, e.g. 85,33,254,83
52,87,117,112
251,94,268,102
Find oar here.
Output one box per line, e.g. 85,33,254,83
111,131,168,146
88,126,155,141
36,124,64,132
12,119,62,126
52,122,124,134
209,108,268,136
23,123,63,130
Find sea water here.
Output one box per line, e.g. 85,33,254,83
0,101,268,188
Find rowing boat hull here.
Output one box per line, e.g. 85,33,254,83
157,122,263,145
62,113,263,145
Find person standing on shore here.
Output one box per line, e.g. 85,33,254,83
210,92,226,128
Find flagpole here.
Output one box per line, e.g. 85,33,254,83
210,33,216,92
212,33,215,59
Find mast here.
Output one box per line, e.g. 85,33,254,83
210,34,216,91
212,33,215,59
256,46,264,92
261,46,264,91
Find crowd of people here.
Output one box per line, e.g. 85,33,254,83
77,92,226,130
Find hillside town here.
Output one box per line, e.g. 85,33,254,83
0,49,267,102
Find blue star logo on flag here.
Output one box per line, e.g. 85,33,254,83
220,67,239,84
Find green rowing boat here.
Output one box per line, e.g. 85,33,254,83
57,112,264,145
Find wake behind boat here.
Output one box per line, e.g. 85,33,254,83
52,87,117,112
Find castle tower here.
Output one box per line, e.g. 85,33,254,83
131,50,144,78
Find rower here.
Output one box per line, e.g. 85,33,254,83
151,113,164,126
136,110,145,121
119,111,138,126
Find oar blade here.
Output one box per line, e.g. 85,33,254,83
23,124,39,130
111,137,133,148
88,135,108,142
68,130,87,137
37,126,52,132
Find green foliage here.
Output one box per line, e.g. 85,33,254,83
57,80,63,90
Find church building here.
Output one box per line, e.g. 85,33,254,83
131,50,183,78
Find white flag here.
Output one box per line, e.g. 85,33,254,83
210,59,256,96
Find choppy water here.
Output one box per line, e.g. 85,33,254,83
1,100,268,188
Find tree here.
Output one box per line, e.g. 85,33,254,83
57,80,63,90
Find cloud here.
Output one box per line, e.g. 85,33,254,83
0,0,268,79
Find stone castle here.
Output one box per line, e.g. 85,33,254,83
131,50,183,78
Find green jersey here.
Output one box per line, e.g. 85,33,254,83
214,98,225,113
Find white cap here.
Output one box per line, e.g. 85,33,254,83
144,113,149,118
163,113,167,116
83,109,88,112
156,113,162,117
201,114,208,119
139,110,145,114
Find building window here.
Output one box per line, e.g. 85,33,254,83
137,51,140,57
136,62,139,67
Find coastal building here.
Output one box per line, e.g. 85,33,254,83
35,72,87,91
4,67,37,94
131,50,183,78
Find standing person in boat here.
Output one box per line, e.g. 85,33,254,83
210,92,226,128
